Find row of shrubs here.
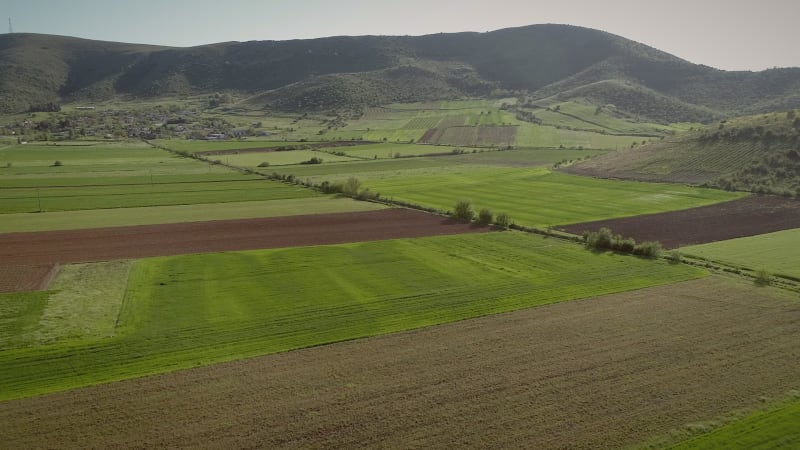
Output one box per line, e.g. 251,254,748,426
451,200,511,229
583,227,662,258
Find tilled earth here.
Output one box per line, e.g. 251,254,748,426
558,195,800,248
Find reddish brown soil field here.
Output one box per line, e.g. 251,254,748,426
559,195,800,249
0,208,485,271
419,128,439,144
1,277,798,448
0,263,59,293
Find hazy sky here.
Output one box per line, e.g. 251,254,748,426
3,0,798,71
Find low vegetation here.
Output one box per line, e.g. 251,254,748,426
583,227,662,258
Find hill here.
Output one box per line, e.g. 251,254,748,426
565,110,800,196
1,25,799,119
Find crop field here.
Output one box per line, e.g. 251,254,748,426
152,139,308,153
2,277,799,448
515,122,646,149
326,142,461,159
0,232,703,401
419,126,517,147
220,149,358,167
558,196,797,249
682,228,800,278
362,167,743,227
0,197,384,233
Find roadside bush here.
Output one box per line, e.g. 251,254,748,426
584,227,613,250
300,157,323,165
666,250,682,264
452,200,474,222
494,212,511,229
342,177,362,196
257,161,270,167
633,241,662,258
476,208,493,226
754,269,772,286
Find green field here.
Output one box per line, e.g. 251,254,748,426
360,167,743,226
0,232,705,401
671,397,800,449
0,197,384,233
326,142,463,159
682,229,800,278
220,149,358,167
515,123,645,149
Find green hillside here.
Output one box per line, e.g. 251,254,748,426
566,110,800,196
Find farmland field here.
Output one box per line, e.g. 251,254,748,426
682,228,800,278
361,167,743,227
219,149,358,167
0,197,384,233
558,195,797,249
1,277,798,448
0,232,704,401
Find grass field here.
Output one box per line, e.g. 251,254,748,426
682,228,800,278
515,123,646,149
0,232,704,401
670,396,800,450
326,142,463,159
0,197,384,233
361,167,743,227
219,149,359,167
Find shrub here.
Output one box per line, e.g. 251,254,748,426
666,250,682,264
584,227,613,250
342,177,361,196
633,241,662,258
257,161,270,167
300,157,323,165
476,208,493,226
452,200,474,222
53,160,63,167
494,212,511,229
754,269,772,286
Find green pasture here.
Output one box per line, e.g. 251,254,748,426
515,123,646,149
0,178,318,213
671,396,800,449
0,197,384,233
154,139,307,153
328,143,463,159
682,229,800,278
0,232,705,401
361,167,743,227
220,150,358,167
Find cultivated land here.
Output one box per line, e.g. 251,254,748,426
359,167,743,227
683,228,800,278
1,277,798,449
0,197,384,233
558,195,800,249
0,232,703,400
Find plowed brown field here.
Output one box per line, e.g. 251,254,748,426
0,209,485,292
558,195,800,248
1,277,798,449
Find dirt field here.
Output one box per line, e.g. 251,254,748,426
558,195,800,248
0,263,59,293
1,277,798,449
0,209,486,291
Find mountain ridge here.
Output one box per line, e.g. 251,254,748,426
2,24,799,120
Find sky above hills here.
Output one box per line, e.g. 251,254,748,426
3,0,798,71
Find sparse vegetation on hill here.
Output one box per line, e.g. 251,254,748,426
567,110,800,196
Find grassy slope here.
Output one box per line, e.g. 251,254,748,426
362,167,743,227
0,232,705,401
682,228,800,278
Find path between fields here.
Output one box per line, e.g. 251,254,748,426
0,208,488,292
1,277,798,448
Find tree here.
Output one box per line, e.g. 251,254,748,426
452,200,474,222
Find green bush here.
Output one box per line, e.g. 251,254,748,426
476,208,493,226
666,250,682,264
257,161,270,167
754,269,772,286
494,212,511,229
452,200,474,222
342,177,361,196
53,160,63,167
633,241,662,258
